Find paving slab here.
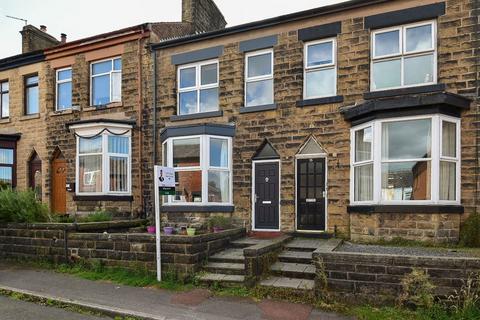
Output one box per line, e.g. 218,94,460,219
286,239,328,250
278,251,313,261
210,248,245,262
206,262,244,270
198,273,245,283
259,299,313,320
231,238,268,246
171,289,212,306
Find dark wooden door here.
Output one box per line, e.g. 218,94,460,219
51,158,67,214
297,158,326,231
254,162,279,230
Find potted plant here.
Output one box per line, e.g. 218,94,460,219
163,226,174,235
186,225,196,236
147,225,156,234
208,216,232,233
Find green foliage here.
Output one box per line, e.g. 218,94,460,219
78,210,113,223
207,216,232,229
0,189,50,223
398,269,435,309
460,213,480,247
353,306,417,320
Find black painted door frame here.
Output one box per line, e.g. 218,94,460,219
252,160,280,231
295,156,327,231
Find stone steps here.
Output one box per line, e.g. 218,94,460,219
270,261,315,280
230,238,266,249
198,273,245,286
209,248,245,264
204,262,245,275
278,250,313,264
259,276,315,290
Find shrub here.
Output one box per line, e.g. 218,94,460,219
0,189,50,223
78,210,113,223
398,268,435,309
207,216,232,230
460,213,480,247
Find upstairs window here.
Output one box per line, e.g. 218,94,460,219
25,75,39,115
245,49,274,107
56,68,72,110
371,21,436,91
304,38,336,99
0,81,8,119
91,57,121,106
178,60,219,115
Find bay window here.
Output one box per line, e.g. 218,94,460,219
351,115,460,205
162,135,232,205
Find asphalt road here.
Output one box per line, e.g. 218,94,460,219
0,295,110,320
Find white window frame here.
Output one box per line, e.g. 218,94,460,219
73,123,132,196
303,38,337,99
0,80,9,119
371,20,437,91
177,59,219,115
245,49,274,107
350,114,461,205
55,67,72,111
162,135,233,206
90,57,122,106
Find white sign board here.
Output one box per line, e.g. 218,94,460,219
156,166,175,188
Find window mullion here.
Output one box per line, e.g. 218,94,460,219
431,116,440,203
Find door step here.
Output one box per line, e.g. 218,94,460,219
204,262,245,275
270,262,315,279
278,250,313,263
260,276,314,290
198,273,245,286
209,248,245,263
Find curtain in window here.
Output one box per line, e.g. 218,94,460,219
354,164,373,201
442,122,456,157
110,156,128,192
440,161,455,201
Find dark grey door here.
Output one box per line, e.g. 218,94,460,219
254,162,279,230
297,158,326,231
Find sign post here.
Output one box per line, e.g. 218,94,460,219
154,165,175,282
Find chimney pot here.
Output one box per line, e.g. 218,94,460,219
61,33,67,44
40,25,47,32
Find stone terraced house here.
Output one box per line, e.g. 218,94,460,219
149,0,480,242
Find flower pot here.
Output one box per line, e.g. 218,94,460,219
163,227,174,235
213,227,224,233
147,226,156,234
186,228,196,236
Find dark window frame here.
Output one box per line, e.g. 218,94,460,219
24,73,39,115
0,140,16,188
0,80,8,119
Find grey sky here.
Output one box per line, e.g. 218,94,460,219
0,0,346,59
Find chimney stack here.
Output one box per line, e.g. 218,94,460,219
20,25,60,53
40,25,47,32
182,0,226,33
61,33,67,44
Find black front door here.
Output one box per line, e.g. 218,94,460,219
254,162,279,230
297,158,326,231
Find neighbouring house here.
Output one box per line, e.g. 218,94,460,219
0,0,226,218
149,0,479,242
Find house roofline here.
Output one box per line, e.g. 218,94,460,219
0,50,44,72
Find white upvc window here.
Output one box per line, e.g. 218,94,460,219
56,67,72,110
304,38,336,99
177,60,219,115
90,57,122,106
371,20,437,91
245,49,274,107
0,81,9,119
73,124,131,195
350,115,460,205
162,135,232,205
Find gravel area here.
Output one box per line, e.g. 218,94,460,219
336,242,475,258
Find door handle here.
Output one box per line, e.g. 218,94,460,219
322,191,326,198
254,194,259,203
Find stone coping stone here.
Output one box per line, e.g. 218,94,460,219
312,238,343,257
244,235,292,257
0,220,147,231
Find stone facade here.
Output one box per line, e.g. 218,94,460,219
149,0,480,241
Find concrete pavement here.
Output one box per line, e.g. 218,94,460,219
0,262,351,320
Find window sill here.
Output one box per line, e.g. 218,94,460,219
239,103,277,114
49,108,78,117
170,110,223,122
161,205,234,213
0,118,11,124
364,84,446,100
73,195,133,202
20,114,40,121
347,204,464,214
84,102,123,112
296,95,344,107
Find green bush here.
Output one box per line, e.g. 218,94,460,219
398,269,435,309
78,210,113,223
460,213,480,247
207,216,232,229
0,189,50,223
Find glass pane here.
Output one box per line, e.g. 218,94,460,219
0,167,12,188
201,63,217,85
162,142,168,166
442,121,457,158
440,161,456,201
354,164,373,201
0,149,13,164
372,59,401,90
173,138,200,167
404,54,434,86
1,82,8,92
247,53,272,77
26,86,39,114
26,76,38,85
109,156,128,192
57,69,72,81
406,24,432,52
381,161,431,201
382,119,431,160
92,74,110,105
375,30,400,56
111,72,121,101
210,138,228,167
79,136,102,154
307,41,333,67
246,79,273,107
92,60,112,75
179,67,196,88
113,58,122,71
355,127,372,162
108,136,129,154
1,92,9,118
179,91,197,115
79,155,102,193
174,170,202,202
199,88,218,112
305,68,335,98
57,82,72,110
208,170,230,203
